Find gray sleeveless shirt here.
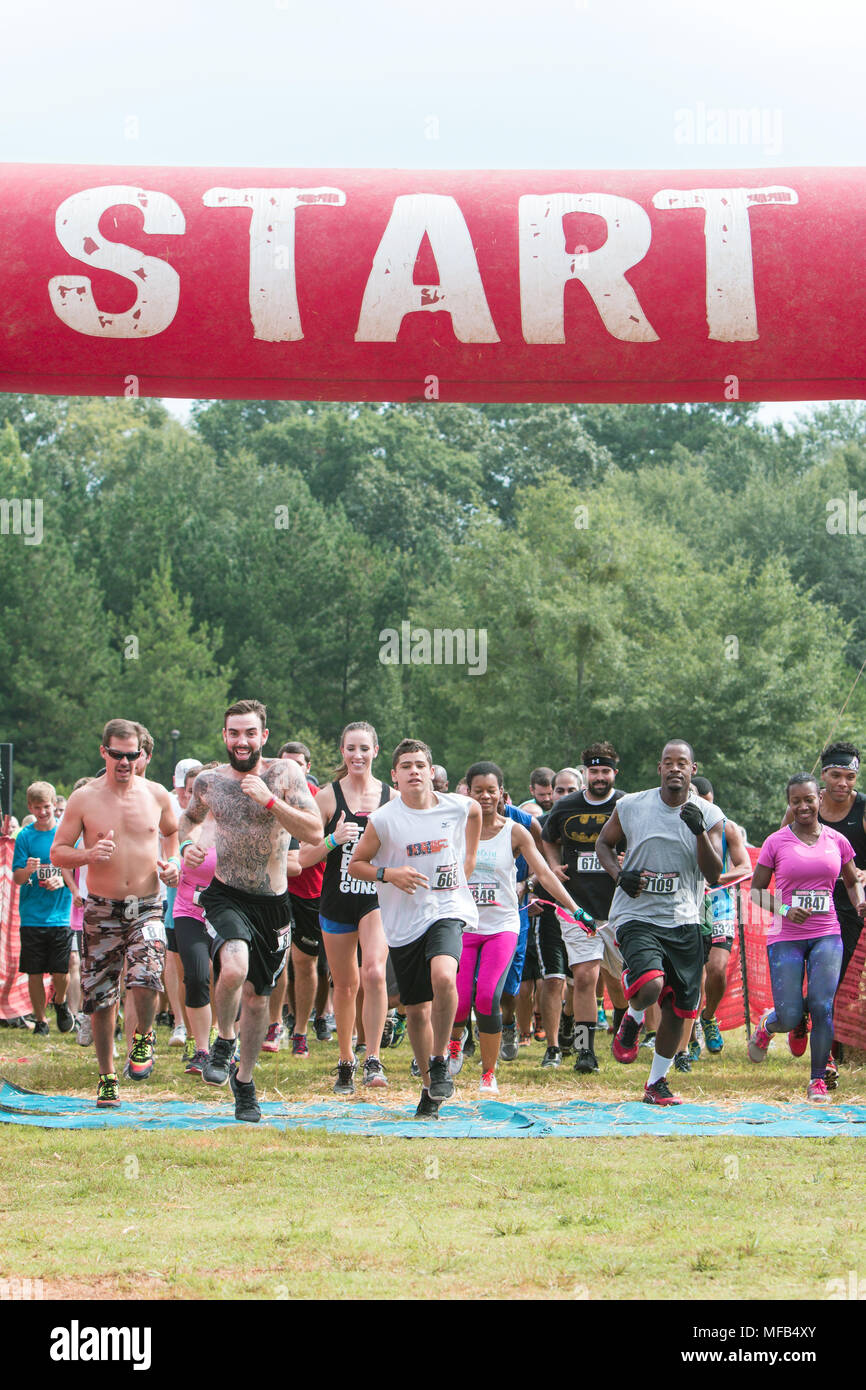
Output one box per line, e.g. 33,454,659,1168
608,788,723,933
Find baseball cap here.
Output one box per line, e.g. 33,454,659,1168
174,758,203,789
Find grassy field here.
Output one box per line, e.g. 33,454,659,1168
1,1020,865,1301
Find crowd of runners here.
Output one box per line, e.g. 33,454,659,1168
6,699,865,1121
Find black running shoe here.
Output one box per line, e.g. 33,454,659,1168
574,1048,599,1074
414,1088,441,1120
410,1057,421,1079
314,1015,332,1043
558,1016,576,1056
54,1000,75,1034
380,1013,395,1050
33,1019,49,1037
428,1055,454,1099
333,1058,357,1096
229,1068,261,1123
462,1030,476,1059
541,1046,562,1069
202,1035,236,1086
674,1051,692,1073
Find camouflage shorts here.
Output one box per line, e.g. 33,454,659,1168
81,893,166,1014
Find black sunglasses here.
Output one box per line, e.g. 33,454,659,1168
105,748,142,762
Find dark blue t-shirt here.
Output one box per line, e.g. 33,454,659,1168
11,824,72,927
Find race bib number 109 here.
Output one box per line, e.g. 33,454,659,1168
644,871,680,896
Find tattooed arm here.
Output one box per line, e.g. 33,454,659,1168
177,771,213,847
240,760,322,844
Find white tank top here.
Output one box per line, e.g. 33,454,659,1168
468,819,520,936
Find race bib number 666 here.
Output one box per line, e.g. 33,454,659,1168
434,863,458,890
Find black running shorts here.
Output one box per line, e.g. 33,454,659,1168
19,924,73,975
615,919,704,1019
531,909,569,980
388,919,464,1007
200,878,291,997
288,892,326,967
702,932,734,962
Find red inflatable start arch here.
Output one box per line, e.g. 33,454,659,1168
0,164,863,403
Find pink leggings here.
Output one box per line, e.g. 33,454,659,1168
455,930,518,1034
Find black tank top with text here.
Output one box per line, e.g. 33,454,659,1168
819,791,866,920
319,779,392,924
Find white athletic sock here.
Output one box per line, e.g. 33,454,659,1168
627,1004,645,1024
648,1050,674,1086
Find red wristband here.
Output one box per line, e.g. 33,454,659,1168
265,797,276,811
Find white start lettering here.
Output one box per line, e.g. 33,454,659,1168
45,184,797,345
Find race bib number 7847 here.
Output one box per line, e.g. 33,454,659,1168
791,890,830,914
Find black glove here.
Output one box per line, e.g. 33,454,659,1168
680,802,706,836
616,869,644,898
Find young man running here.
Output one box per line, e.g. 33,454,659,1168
349,739,481,1118
542,742,628,1074
596,740,724,1105
51,720,180,1107
178,700,320,1122
12,782,75,1037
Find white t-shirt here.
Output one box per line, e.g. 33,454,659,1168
369,791,478,947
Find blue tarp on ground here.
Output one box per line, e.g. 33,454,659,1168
3,1079,866,1136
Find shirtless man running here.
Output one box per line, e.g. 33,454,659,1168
51,718,180,1107
178,699,320,1122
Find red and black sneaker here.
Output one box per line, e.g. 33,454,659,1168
612,1013,642,1064
643,1076,683,1106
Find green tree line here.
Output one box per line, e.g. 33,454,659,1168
2,394,865,838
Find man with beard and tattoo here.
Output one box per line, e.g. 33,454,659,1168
177,700,320,1122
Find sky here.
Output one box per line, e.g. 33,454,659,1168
1,0,862,425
